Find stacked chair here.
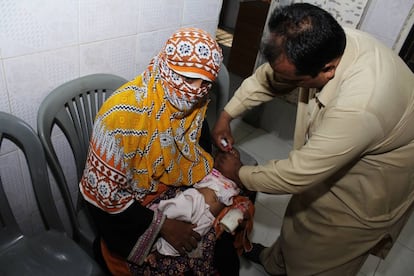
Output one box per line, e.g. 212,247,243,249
0,111,104,275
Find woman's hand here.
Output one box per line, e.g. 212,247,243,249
212,110,234,151
160,218,201,255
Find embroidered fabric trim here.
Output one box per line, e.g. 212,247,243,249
127,209,165,265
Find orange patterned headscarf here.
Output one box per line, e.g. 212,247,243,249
80,28,223,213
160,28,223,113
163,28,222,81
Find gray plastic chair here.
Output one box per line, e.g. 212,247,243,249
213,62,231,118
0,111,105,276
37,73,128,256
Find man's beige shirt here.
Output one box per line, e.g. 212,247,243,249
224,27,414,272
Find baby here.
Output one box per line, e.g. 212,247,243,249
154,149,241,257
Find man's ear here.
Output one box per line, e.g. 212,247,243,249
321,58,340,80
321,65,335,72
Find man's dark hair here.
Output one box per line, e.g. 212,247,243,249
262,3,346,78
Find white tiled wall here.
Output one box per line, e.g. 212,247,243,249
0,0,223,235
1,0,414,275
359,0,414,50
292,0,414,52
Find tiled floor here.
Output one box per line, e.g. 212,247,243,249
218,61,414,275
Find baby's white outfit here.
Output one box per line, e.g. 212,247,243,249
155,168,240,256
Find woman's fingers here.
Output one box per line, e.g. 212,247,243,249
161,219,201,255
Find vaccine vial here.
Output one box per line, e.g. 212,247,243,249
220,138,228,147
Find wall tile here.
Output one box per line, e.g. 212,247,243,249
135,29,177,75
250,201,282,246
256,192,291,219
3,47,79,128
259,97,296,142
18,150,44,235
237,129,292,165
183,21,220,38
0,0,78,58
230,118,257,144
79,0,139,43
359,0,413,48
182,0,222,26
0,151,31,226
359,255,380,276
51,131,78,192
294,0,369,27
240,258,269,276
376,242,414,275
397,211,414,251
0,64,10,112
0,149,49,236
137,0,183,33
80,36,137,81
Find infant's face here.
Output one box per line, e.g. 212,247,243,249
197,187,225,217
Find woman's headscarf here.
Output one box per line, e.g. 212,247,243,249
160,28,223,112
80,28,223,213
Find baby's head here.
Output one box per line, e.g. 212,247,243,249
194,165,240,217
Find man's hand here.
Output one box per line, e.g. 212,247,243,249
160,218,201,255
212,110,234,151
